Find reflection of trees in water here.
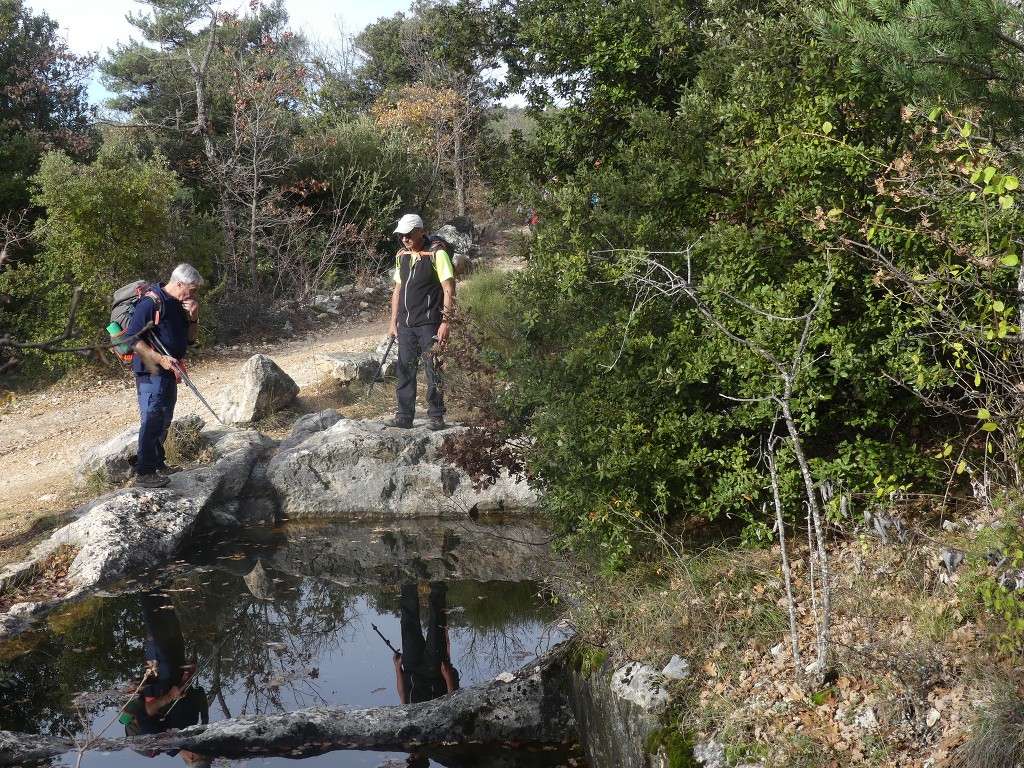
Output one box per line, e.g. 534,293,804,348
172,568,359,718
362,580,560,684
0,554,560,737
0,562,363,734
0,592,147,736
446,581,561,683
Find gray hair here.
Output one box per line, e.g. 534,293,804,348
170,263,204,287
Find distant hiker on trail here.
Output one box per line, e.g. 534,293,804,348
124,263,204,488
387,214,455,432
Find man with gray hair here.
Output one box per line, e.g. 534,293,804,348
124,263,204,488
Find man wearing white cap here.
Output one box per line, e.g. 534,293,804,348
387,213,456,430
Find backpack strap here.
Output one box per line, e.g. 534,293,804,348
141,287,163,327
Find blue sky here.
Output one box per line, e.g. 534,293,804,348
26,0,414,104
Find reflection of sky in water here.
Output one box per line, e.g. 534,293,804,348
0,519,568,766
50,748,411,767
2,576,566,766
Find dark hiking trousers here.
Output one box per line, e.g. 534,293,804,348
395,324,445,421
136,373,177,475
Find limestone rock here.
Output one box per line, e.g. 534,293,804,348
265,419,537,518
662,654,690,681
74,415,206,485
0,426,269,629
73,425,138,484
0,647,578,765
312,351,379,383
218,355,299,425
611,662,671,713
278,409,343,452
566,656,669,768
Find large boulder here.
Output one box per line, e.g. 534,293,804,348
266,419,536,518
73,425,138,485
278,408,343,452
218,354,299,425
566,656,672,768
436,224,477,276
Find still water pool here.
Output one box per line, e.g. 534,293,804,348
0,518,576,767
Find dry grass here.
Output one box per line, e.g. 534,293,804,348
559,510,1024,768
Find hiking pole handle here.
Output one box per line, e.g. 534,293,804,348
366,337,396,398
149,334,224,425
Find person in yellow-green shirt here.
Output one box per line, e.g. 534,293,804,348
387,214,455,431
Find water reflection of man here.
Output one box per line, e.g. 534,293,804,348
122,590,210,767
393,582,460,704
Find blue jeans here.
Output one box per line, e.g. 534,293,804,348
136,374,177,474
395,324,445,420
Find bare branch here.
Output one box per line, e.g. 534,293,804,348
593,245,835,675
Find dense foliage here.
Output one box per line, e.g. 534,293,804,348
437,0,1024,565
0,0,490,372
0,135,186,365
4,0,1024,573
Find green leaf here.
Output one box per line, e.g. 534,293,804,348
1001,195,1015,210
822,121,833,134
994,301,1006,312
962,123,972,137
1006,176,1020,191
979,408,991,419
1001,254,1020,266
982,422,999,432
956,460,966,474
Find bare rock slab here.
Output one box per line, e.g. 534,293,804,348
266,419,537,518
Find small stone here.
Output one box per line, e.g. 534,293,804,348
662,655,689,681
855,707,878,730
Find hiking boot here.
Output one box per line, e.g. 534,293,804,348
426,416,448,432
387,416,414,429
135,472,170,488
157,464,182,476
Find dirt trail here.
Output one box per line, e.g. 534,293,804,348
0,314,390,544
0,225,527,559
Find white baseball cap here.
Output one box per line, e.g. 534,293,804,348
394,213,424,234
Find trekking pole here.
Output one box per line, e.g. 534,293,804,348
149,334,224,424
371,622,400,655
163,629,234,716
366,337,396,398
